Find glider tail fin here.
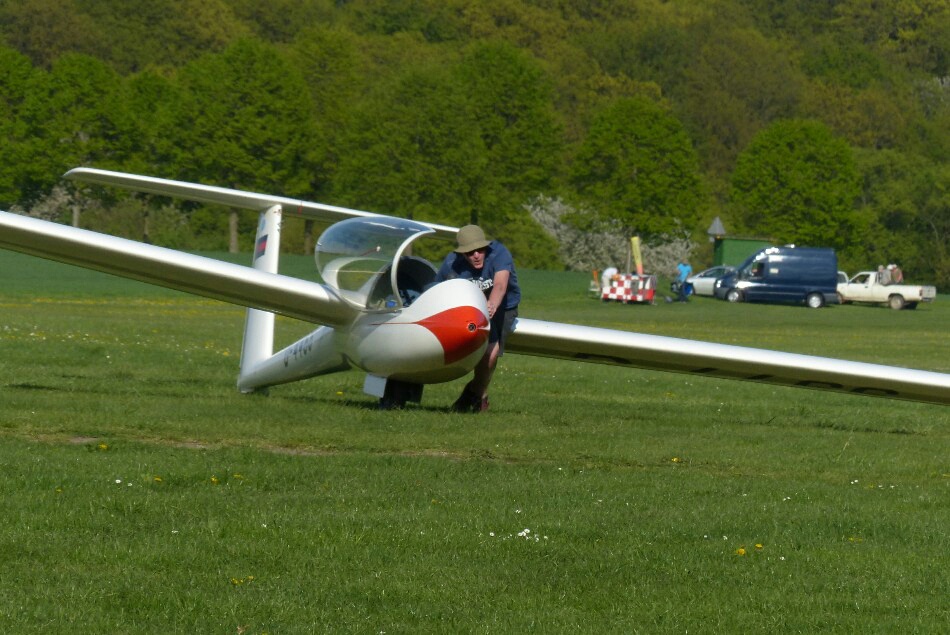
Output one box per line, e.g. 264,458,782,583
238,205,282,391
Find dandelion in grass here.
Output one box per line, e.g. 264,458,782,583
210,475,220,485
97,442,109,451
153,476,163,483
735,547,747,556
755,543,763,550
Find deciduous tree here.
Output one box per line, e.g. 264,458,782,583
730,119,862,250
175,38,320,251
571,96,705,239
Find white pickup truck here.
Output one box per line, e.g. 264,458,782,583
837,271,937,310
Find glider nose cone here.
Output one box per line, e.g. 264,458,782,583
418,305,489,364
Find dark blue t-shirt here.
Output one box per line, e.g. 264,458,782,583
436,240,520,309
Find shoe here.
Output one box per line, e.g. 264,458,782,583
452,387,488,413
451,387,478,412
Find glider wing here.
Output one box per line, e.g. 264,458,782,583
0,210,357,327
507,318,950,405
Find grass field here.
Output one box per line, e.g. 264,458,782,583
1,250,947,633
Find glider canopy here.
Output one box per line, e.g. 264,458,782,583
315,217,438,311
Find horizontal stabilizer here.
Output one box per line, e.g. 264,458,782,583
65,168,459,240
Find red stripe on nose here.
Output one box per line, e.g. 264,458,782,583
416,305,489,364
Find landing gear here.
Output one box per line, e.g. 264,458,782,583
368,377,424,409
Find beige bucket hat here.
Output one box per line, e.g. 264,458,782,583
454,225,491,253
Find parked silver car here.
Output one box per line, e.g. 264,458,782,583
686,265,734,296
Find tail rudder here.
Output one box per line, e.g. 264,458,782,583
239,205,282,389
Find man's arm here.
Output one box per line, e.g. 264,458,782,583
486,269,510,318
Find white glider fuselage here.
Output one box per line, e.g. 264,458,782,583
236,278,489,392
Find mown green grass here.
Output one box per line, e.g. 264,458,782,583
1,251,947,633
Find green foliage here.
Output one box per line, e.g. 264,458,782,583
332,66,485,228
76,0,247,72
226,0,338,42
0,0,102,69
453,41,564,226
119,70,185,176
571,96,705,238
802,81,913,150
342,0,469,42
684,25,805,175
853,148,950,286
0,1,946,276
12,54,131,204
731,119,862,250
332,41,563,265
176,39,319,195
288,25,365,198
801,36,887,89
0,46,37,205
832,0,950,76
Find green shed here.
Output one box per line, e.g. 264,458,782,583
713,237,774,267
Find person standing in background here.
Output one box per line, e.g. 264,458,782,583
676,260,692,302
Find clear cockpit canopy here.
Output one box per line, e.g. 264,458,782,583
315,217,438,311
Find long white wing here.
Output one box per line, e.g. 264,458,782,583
65,167,460,240
0,210,357,327
507,319,950,406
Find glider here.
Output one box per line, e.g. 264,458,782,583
0,168,948,407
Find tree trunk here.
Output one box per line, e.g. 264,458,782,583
229,210,239,253
304,219,314,254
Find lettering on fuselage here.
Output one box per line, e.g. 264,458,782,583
283,333,316,367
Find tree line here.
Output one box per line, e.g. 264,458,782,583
0,0,947,284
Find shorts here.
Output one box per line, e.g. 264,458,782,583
489,306,518,355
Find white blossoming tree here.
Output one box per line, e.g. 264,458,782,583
526,194,696,277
